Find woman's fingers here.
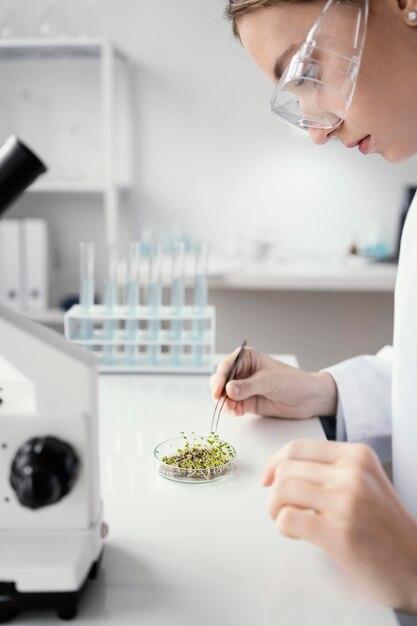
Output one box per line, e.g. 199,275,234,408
225,397,250,416
262,459,332,487
276,505,325,542
268,476,328,519
210,346,246,398
226,370,273,402
261,440,348,486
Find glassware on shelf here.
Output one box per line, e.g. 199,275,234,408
192,241,209,367
0,7,27,38
79,242,95,342
36,0,75,38
77,0,99,39
170,240,185,365
102,244,118,365
147,239,162,365
124,241,142,365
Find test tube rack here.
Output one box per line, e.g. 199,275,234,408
64,304,216,374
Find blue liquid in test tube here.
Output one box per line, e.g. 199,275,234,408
147,239,162,366
193,242,208,367
124,241,141,365
79,242,95,343
102,244,118,365
170,241,185,366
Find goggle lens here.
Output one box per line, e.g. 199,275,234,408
270,0,368,131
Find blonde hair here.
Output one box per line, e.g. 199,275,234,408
225,0,312,37
225,1,360,38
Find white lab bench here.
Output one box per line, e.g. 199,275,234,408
206,260,397,371
23,356,398,625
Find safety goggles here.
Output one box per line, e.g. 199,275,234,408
270,0,369,131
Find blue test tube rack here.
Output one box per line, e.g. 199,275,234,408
64,303,215,374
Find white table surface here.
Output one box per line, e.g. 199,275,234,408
209,260,397,292
25,355,398,625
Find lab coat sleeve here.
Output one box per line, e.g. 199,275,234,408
321,346,393,462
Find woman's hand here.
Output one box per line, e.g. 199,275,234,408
262,439,417,612
210,346,337,419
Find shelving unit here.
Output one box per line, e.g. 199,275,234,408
0,37,132,245
0,38,132,319
21,307,64,325
29,180,128,194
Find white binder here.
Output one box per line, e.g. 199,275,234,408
20,219,48,311
0,220,22,310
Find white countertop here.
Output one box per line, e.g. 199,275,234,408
26,356,397,625
209,259,397,292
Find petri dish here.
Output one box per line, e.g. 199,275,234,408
154,434,236,484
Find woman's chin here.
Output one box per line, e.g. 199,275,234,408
381,144,417,163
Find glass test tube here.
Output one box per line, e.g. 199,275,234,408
79,242,95,342
124,241,141,365
102,244,118,365
147,239,162,365
193,241,209,366
170,240,185,365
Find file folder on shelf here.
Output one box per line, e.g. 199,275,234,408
0,220,21,310
20,219,48,311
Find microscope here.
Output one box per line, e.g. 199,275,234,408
0,137,105,622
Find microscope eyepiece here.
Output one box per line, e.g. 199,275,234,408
9,436,80,510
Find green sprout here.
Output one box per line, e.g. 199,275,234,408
160,432,235,481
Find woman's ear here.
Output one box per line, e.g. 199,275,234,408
398,0,417,26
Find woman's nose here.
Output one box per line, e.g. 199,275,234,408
308,127,333,145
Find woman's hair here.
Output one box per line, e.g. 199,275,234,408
225,0,357,38
225,0,312,37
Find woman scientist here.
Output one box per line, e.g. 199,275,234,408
211,0,417,613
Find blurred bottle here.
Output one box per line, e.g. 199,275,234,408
78,0,100,39
0,6,27,38
36,0,75,38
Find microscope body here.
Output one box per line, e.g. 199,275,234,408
0,304,104,621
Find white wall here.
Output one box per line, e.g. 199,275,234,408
108,0,416,256
5,0,417,254
1,0,415,366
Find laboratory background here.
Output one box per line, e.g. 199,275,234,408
2,2,417,625
1,0,417,370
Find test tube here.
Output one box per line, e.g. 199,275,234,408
124,241,141,365
102,244,118,365
79,242,95,342
192,241,209,366
170,240,185,365
147,239,162,365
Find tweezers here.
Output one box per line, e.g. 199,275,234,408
210,339,247,433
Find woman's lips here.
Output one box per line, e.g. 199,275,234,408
358,135,371,155
346,135,372,154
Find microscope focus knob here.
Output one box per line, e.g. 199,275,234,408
9,436,80,510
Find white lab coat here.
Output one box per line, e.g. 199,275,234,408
324,193,417,520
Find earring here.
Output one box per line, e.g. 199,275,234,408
408,10,417,21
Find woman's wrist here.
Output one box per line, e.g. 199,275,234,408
307,371,338,418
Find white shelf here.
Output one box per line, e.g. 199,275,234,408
20,308,64,324
0,38,127,60
209,260,398,292
29,180,128,194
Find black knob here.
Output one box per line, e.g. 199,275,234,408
9,436,80,510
